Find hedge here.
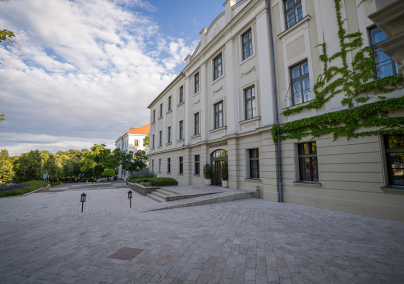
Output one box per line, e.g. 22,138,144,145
131,177,178,187
0,180,48,197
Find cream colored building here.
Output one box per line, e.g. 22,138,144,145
115,124,150,179
148,0,404,221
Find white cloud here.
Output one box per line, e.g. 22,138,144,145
0,0,198,156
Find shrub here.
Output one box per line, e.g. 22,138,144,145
131,177,178,187
128,168,156,182
51,181,62,186
0,180,48,197
203,163,213,179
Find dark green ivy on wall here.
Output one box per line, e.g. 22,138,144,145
272,0,404,143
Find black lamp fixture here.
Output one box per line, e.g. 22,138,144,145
80,193,86,212
128,190,132,208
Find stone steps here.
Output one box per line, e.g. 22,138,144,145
140,190,255,212
146,193,165,203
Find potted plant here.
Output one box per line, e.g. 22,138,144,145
203,163,212,186
221,161,228,188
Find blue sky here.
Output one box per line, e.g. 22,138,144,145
0,0,228,155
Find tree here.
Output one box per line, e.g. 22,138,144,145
13,150,42,183
44,153,62,182
80,144,118,179
143,133,149,147
63,159,81,180
0,114,4,122
0,149,14,182
102,169,116,181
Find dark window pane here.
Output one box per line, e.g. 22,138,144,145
371,27,388,44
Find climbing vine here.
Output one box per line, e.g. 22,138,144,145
273,0,404,143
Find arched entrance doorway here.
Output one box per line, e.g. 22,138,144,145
211,149,228,186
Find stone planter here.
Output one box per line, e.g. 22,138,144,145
205,179,211,186
127,182,159,196
222,180,228,188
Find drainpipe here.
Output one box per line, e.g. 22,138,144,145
267,0,283,202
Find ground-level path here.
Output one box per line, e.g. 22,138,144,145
0,184,403,283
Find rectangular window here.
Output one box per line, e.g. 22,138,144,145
179,157,183,174
213,54,222,80
179,86,184,103
134,140,138,146
195,155,200,175
291,61,311,105
153,110,155,122
160,104,163,117
194,113,199,135
369,27,400,79
245,86,256,120
168,96,172,111
195,72,200,93
214,101,223,129
179,120,184,140
249,149,260,178
384,134,404,186
285,0,303,29
168,126,171,143
167,158,171,173
152,134,155,148
242,29,253,60
159,131,162,146
298,142,319,182
152,160,154,172
159,159,161,173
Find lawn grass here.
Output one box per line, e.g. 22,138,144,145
0,180,49,198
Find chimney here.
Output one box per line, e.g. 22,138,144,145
223,0,236,25
184,55,191,66
199,28,207,49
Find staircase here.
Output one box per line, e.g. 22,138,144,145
146,188,180,203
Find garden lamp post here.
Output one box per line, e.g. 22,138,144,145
80,193,86,212
128,190,132,208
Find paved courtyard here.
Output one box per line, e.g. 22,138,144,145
0,184,404,284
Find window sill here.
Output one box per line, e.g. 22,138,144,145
150,148,155,150
158,146,162,148
177,101,185,107
212,74,224,85
178,173,183,175
193,91,201,97
380,186,404,193
209,126,227,134
293,181,321,187
166,110,172,115
177,139,185,143
151,121,156,125
166,172,171,174
239,116,261,125
283,100,313,111
166,142,172,146
191,134,201,138
244,178,262,183
240,52,256,66
158,116,163,120
193,174,201,176
277,15,311,40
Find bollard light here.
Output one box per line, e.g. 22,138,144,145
128,190,132,208
256,186,259,199
81,193,87,212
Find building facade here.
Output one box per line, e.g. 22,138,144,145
115,124,150,179
147,0,404,221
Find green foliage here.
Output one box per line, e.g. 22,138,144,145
44,153,62,182
131,177,178,187
0,114,4,122
80,144,118,177
0,149,14,182
220,161,228,181
128,168,156,182
272,96,404,143
102,169,116,177
50,181,62,186
143,133,149,147
0,180,48,197
0,29,15,44
274,0,404,143
13,150,42,183
203,163,213,179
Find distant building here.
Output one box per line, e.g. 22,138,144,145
115,124,150,180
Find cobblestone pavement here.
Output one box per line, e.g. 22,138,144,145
1,186,404,284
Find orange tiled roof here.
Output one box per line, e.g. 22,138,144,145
127,124,150,135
